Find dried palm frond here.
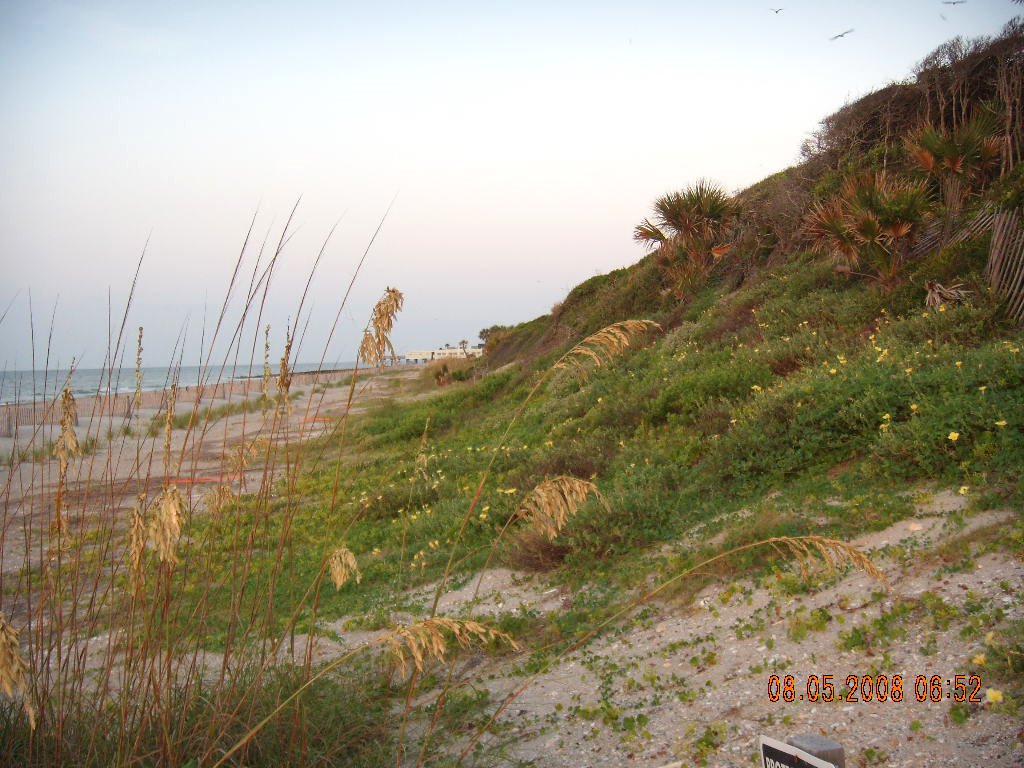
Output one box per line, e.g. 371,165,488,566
148,485,184,564
381,617,517,677
554,320,661,380
767,535,884,583
517,476,609,540
0,613,35,730
328,545,362,590
924,280,972,307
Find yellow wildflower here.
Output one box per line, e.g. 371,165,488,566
972,653,985,665
959,486,969,496
995,420,1007,428
948,432,960,442
985,688,1003,704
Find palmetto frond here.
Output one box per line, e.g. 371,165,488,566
652,180,735,238
639,179,737,295
805,171,929,284
681,178,736,222
906,111,1001,191
633,219,667,251
804,199,857,260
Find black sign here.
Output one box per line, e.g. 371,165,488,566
759,736,836,768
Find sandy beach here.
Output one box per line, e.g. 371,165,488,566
0,364,421,597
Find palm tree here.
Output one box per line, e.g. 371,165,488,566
805,171,930,287
634,180,737,297
906,110,1001,243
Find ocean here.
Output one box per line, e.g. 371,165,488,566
0,362,356,404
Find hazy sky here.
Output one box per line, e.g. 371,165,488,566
1,1,1019,370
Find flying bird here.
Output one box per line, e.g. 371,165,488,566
770,7,784,13
942,1,966,5
830,28,854,41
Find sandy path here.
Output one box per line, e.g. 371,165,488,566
362,492,1023,768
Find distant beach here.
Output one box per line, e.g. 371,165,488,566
0,362,358,405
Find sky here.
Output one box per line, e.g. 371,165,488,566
0,0,1020,371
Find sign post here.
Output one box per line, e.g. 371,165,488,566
759,735,839,768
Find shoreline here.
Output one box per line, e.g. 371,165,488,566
0,364,412,439
0,363,370,408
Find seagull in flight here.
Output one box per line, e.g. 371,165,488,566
942,1,966,5
830,28,854,41
770,7,784,13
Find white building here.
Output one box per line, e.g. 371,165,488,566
404,344,484,363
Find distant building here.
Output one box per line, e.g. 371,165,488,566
404,344,484,363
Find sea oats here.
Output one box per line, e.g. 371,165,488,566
517,476,608,540
148,485,184,564
128,494,148,590
163,382,177,474
134,326,144,411
0,613,35,730
328,545,362,590
381,617,517,677
278,327,293,400
358,329,382,368
359,287,405,367
768,535,884,583
554,320,661,381
227,444,250,475
51,383,80,543
414,417,431,481
53,385,80,478
262,323,272,400
205,484,236,516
